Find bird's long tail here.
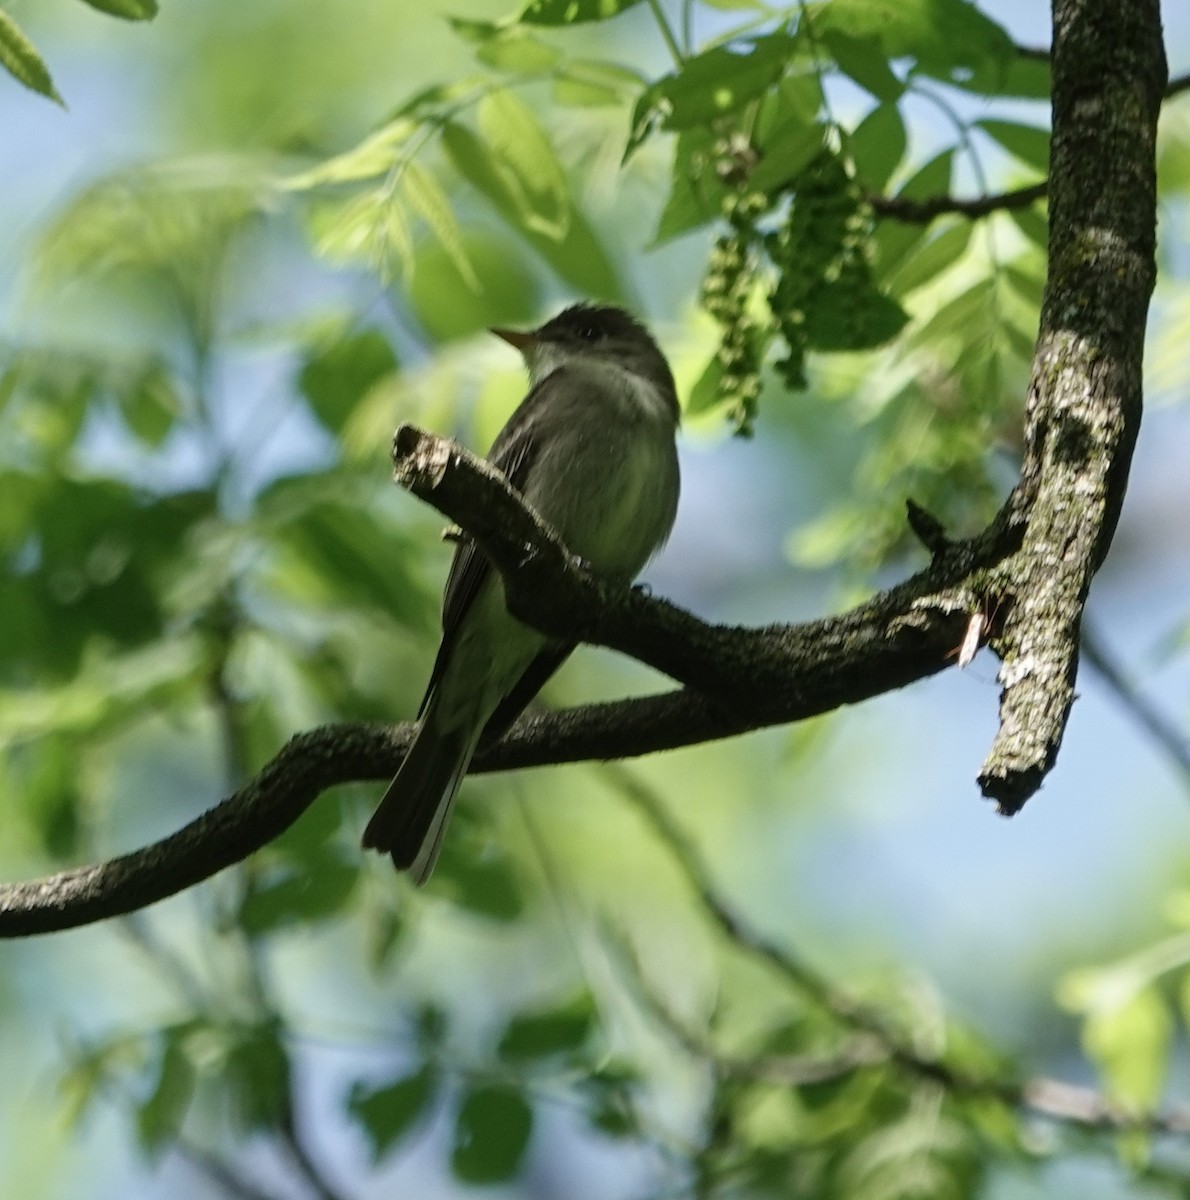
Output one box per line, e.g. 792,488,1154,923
362,715,479,885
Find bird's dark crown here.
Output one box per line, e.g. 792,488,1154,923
538,303,655,348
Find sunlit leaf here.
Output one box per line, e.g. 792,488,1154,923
307,186,414,279
36,160,272,326
475,90,571,240
284,120,415,189
884,221,972,296
552,58,642,107
449,18,563,74
1083,987,1173,1113
873,149,955,276
401,160,478,288
443,121,622,297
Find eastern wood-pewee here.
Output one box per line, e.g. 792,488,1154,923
362,303,681,882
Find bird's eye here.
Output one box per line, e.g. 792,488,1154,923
578,324,601,341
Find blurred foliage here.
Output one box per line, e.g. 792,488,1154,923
1,0,1189,1198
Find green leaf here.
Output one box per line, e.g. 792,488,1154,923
822,31,903,100
308,186,415,279
238,855,360,934
298,327,398,434
952,48,1051,99
627,33,796,159
349,1067,438,1161
120,363,180,446
809,0,1015,86
443,121,623,298
685,353,727,416
227,1024,291,1131
1002,262,1045,309
60,1037,144,1128
1009,203,1048,250
884,221,972,296
401,159,478,288
0,10,63,103
451,1085,533,1183
407,231,540,342
749,120,824,195
873,149,954,276
975,118,1050,173
1083,987,1173,1113
849,103,907,192
36,161,270,322
552,59,642,108
285,120,415,189
450,18,563,74
137,1033,196,1157
653,131,731,244
475,90,571,240
498,994,595,1059
515,0,644,25
20,733,82,857
437,850,526,921
270,499,429,624
0,482,212,679
911,277,994,343
79,0,158,19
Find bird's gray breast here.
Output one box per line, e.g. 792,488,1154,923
522,361,679,580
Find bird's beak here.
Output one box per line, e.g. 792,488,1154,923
489,326,537,353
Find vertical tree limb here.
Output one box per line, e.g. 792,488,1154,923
977,0,1167,811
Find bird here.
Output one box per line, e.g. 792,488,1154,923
362,303,681,883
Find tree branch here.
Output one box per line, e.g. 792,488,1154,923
976,0,1166,810
869,181,1047,224
614,764,1190,1141
870,48,1185,227
0,0,1167,937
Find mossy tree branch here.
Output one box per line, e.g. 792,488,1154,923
0,0,1168,934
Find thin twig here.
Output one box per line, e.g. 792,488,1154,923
1080,624,1190,784
173,1139,285,1200
869,181,1047,224
606,764,1190,1138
